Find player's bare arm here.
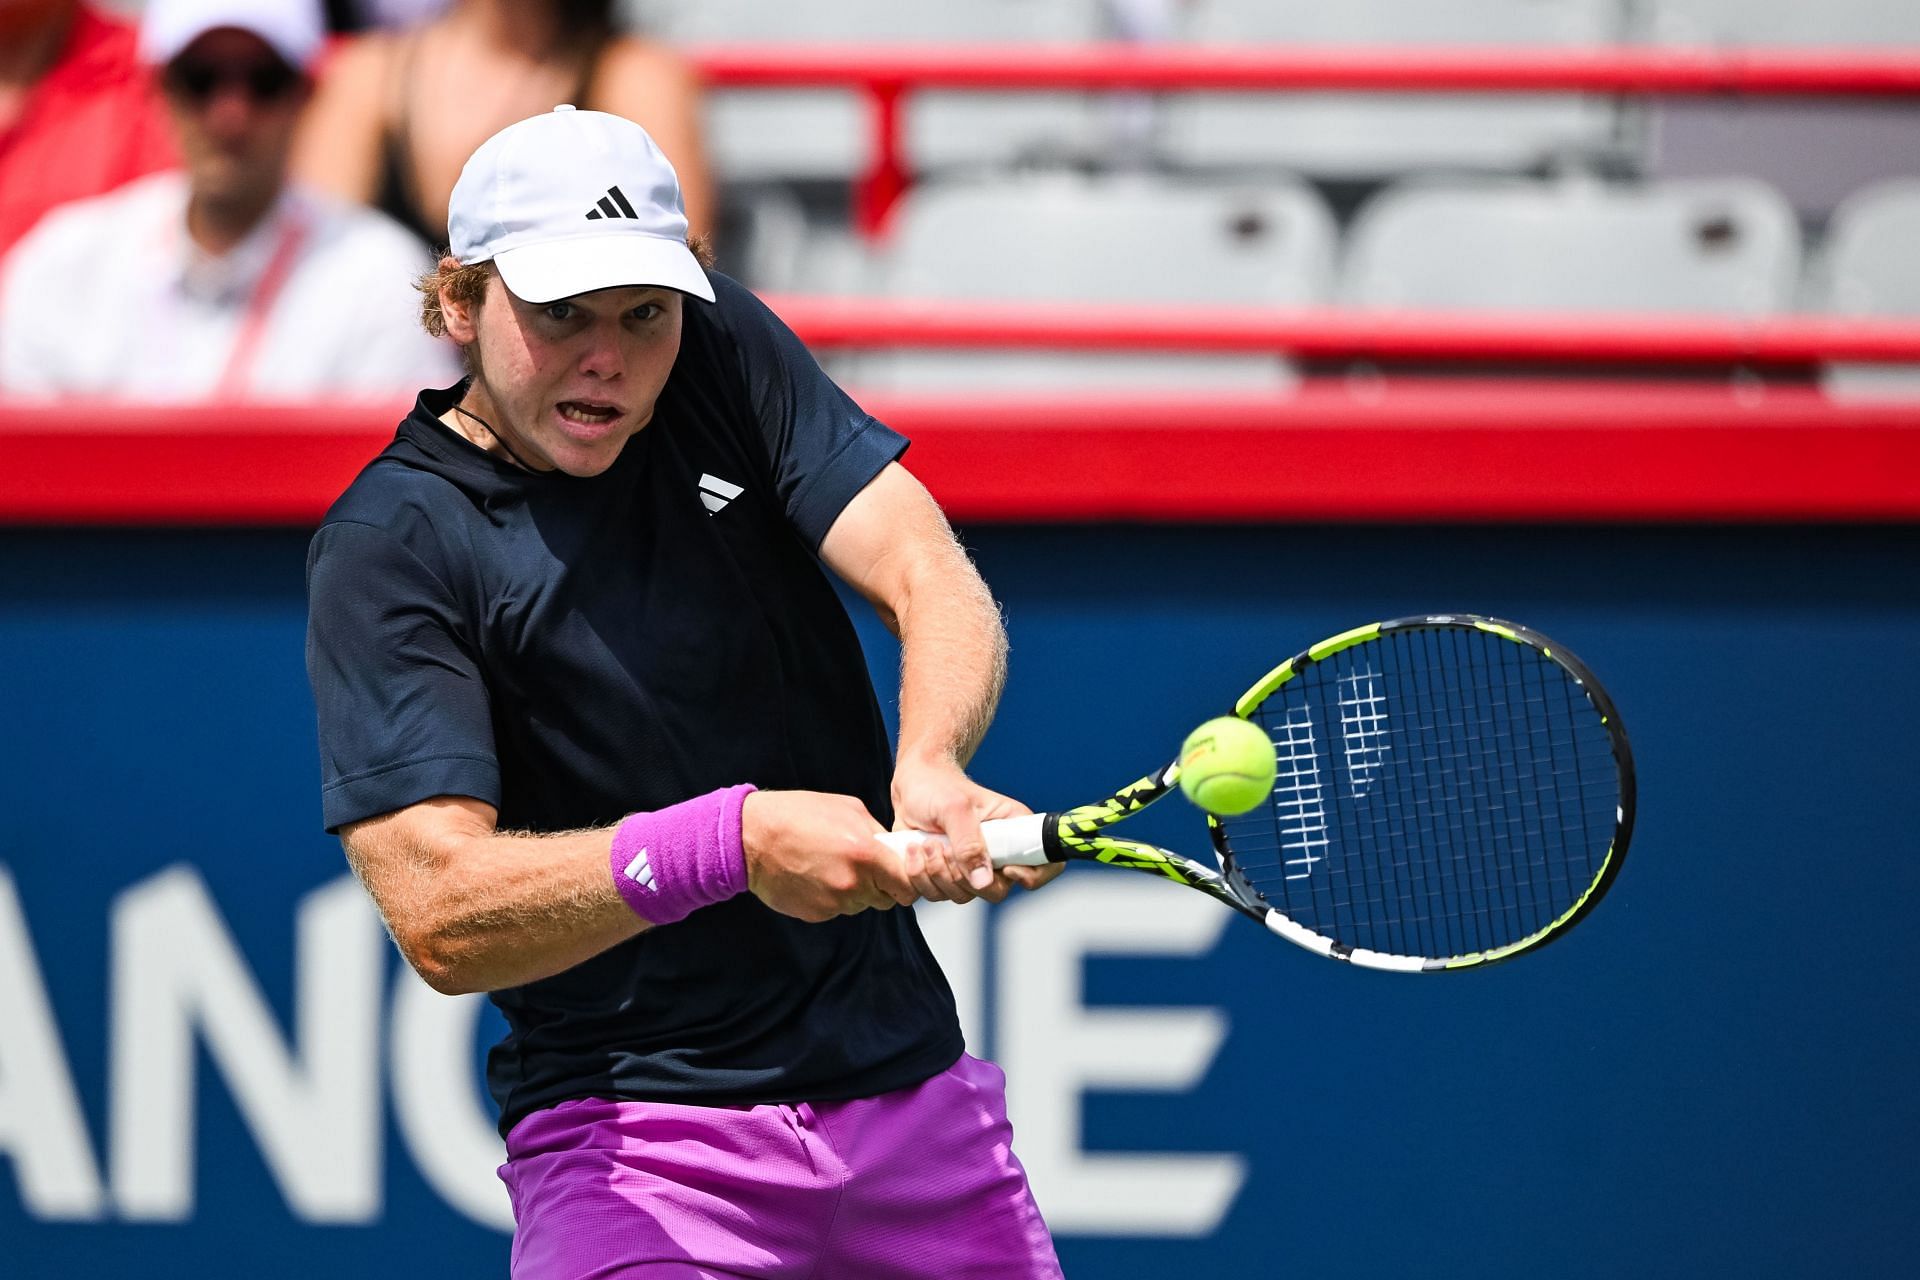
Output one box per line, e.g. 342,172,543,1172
820,462,1064,903
343,790,920,995
341,795,641,995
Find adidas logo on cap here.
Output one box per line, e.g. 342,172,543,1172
585,185,640,221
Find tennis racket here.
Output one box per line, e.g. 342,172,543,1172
880,614,1634,972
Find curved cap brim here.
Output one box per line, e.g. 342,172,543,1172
493,233,716,305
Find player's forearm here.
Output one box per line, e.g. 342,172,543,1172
892,544,1009,770
350,786,767,993
355,818,645,996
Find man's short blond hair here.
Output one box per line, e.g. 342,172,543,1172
416,234,716,338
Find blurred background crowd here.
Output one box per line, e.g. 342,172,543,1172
0,0,707,401
3,0,1919,405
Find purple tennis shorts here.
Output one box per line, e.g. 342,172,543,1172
499,1053,1063,1279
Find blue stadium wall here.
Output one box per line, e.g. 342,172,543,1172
2,522,1916,1278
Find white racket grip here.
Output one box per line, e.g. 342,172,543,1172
874,813,1051,867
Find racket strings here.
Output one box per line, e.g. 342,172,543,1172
1222,626,1618,961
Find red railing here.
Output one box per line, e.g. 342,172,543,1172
767,298,1920,368
4,383,1917,525
692,44,1920,94
688,44,1920,231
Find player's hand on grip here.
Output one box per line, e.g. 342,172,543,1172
740,790,918,922
994,854,1065,894
890,757,1060,903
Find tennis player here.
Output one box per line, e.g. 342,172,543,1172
304,106,1063,1277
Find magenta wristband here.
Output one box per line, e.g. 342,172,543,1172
610,784,757,926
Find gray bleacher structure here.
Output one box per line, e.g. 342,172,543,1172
1639,0,1920,220
1158,0,1633,179
630,0,1109,184
845,172,1337,392
630,0,1917,395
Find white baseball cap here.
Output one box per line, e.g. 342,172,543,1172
140,0,326,71
448,106,715,305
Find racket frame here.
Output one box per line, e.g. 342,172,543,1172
1026,614,1636,972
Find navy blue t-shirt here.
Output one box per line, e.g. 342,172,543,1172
305,272,962,1134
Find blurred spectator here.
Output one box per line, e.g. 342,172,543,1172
0,0,178,254
0,0,460,401
292,0,712,246
327,0,451,32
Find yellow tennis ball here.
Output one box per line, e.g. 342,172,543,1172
1178,716,1277,816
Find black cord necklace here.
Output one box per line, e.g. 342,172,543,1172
451,403,540,473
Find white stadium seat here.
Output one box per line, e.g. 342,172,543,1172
1643,0,1920,45
1805,181,1920,400
1807,183,1920,317
853,172,1337,391
630,0,1105,184
1341,176,1802,315
1160,0,1630,180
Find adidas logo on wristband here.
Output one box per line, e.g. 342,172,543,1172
623,848,658,892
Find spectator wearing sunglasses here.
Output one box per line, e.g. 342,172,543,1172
0,0,178,255
0,0,459,401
